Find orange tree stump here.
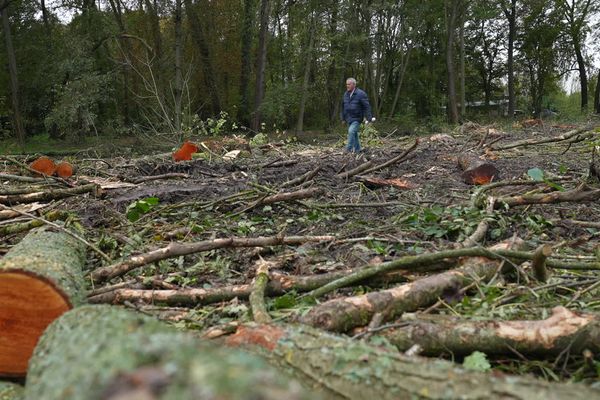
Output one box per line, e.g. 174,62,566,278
0,227,86,378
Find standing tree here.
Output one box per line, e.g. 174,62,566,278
445,0,461,124
251,0,270,132
0,0,25,146
555,0,597,111
502,0,518,119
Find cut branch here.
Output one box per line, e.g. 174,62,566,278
382,307,600,358
490,125,596,150
495,185,600,209
90,235,335,283
0,184,100,205
301,240,525,332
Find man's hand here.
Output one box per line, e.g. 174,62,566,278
341,120,346,125
371,117,376,122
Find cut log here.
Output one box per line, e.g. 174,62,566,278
382,307,600,358
0,227,86,378
0,382,23,399
226,323,600,400
301,239,524,332
25,305,316,400
458,154,499,185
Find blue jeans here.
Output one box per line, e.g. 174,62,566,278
346,121,361,152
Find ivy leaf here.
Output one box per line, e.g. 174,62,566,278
463,351,491,372
527,168,545,181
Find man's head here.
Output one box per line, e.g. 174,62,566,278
346,78,356,92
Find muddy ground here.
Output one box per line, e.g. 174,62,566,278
2,121,600,380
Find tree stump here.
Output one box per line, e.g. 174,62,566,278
0,227,86,377
458,154,499,185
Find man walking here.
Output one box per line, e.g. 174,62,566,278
341,78,375,153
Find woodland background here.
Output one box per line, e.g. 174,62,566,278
1,0,600,146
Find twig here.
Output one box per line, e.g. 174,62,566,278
0,204,112,262
359,139,419,175
531,244,552,282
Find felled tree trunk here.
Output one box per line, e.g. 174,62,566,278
458,154,499,185
301,240,523,332
0,227,86,377
226,324,600,400
25,305,316,400
382,307,600,357
0,382,23,399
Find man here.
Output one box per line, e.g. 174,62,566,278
341,78,375,153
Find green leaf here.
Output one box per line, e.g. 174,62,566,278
463,351,491,372
527,168,545,181
126,209,140,222
273,294,297,310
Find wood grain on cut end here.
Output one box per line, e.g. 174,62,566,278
0,271,71,377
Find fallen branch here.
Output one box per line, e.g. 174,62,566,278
0,183,100,205
90,235,335,283
0,210,69,236
231,187,323,216
250,259,272,323
279,166,321,188
457,197,495,248
300,240,525,332
359,139,419,175
495,185,600,209
225,323,600,400
130,172,190,184
381,307,600,358
490,125,596,151
88,266,412,306
335,160,375,179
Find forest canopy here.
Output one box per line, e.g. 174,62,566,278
0,0,599,145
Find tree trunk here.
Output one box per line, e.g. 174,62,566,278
184,0,221,114
383,307,600,357
25,305,316,400
459,9,466,119
388,47,411,119
445,0,460,124
301,239,524,332
574,40,588,111
296,13,316,133
595,69,600,114
227,324,600,400
0,228,87,377
504,0,516,119
238,0,254,126
173,0,183,138
0,0,25,147
251,0,270,132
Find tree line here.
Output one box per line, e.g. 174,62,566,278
1,0,599,144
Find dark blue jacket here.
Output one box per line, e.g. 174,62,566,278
342,88,373,124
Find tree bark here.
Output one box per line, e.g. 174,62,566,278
0,0,25,147
301,240,524,332
0,228,87,377
0,382,22,399
495,185,600,209
25,305,316,400
251,0,270,132
226,323,600,400
382,307,600,358
0,184,100,205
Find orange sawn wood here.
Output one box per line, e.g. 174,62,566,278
29,156,56,176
